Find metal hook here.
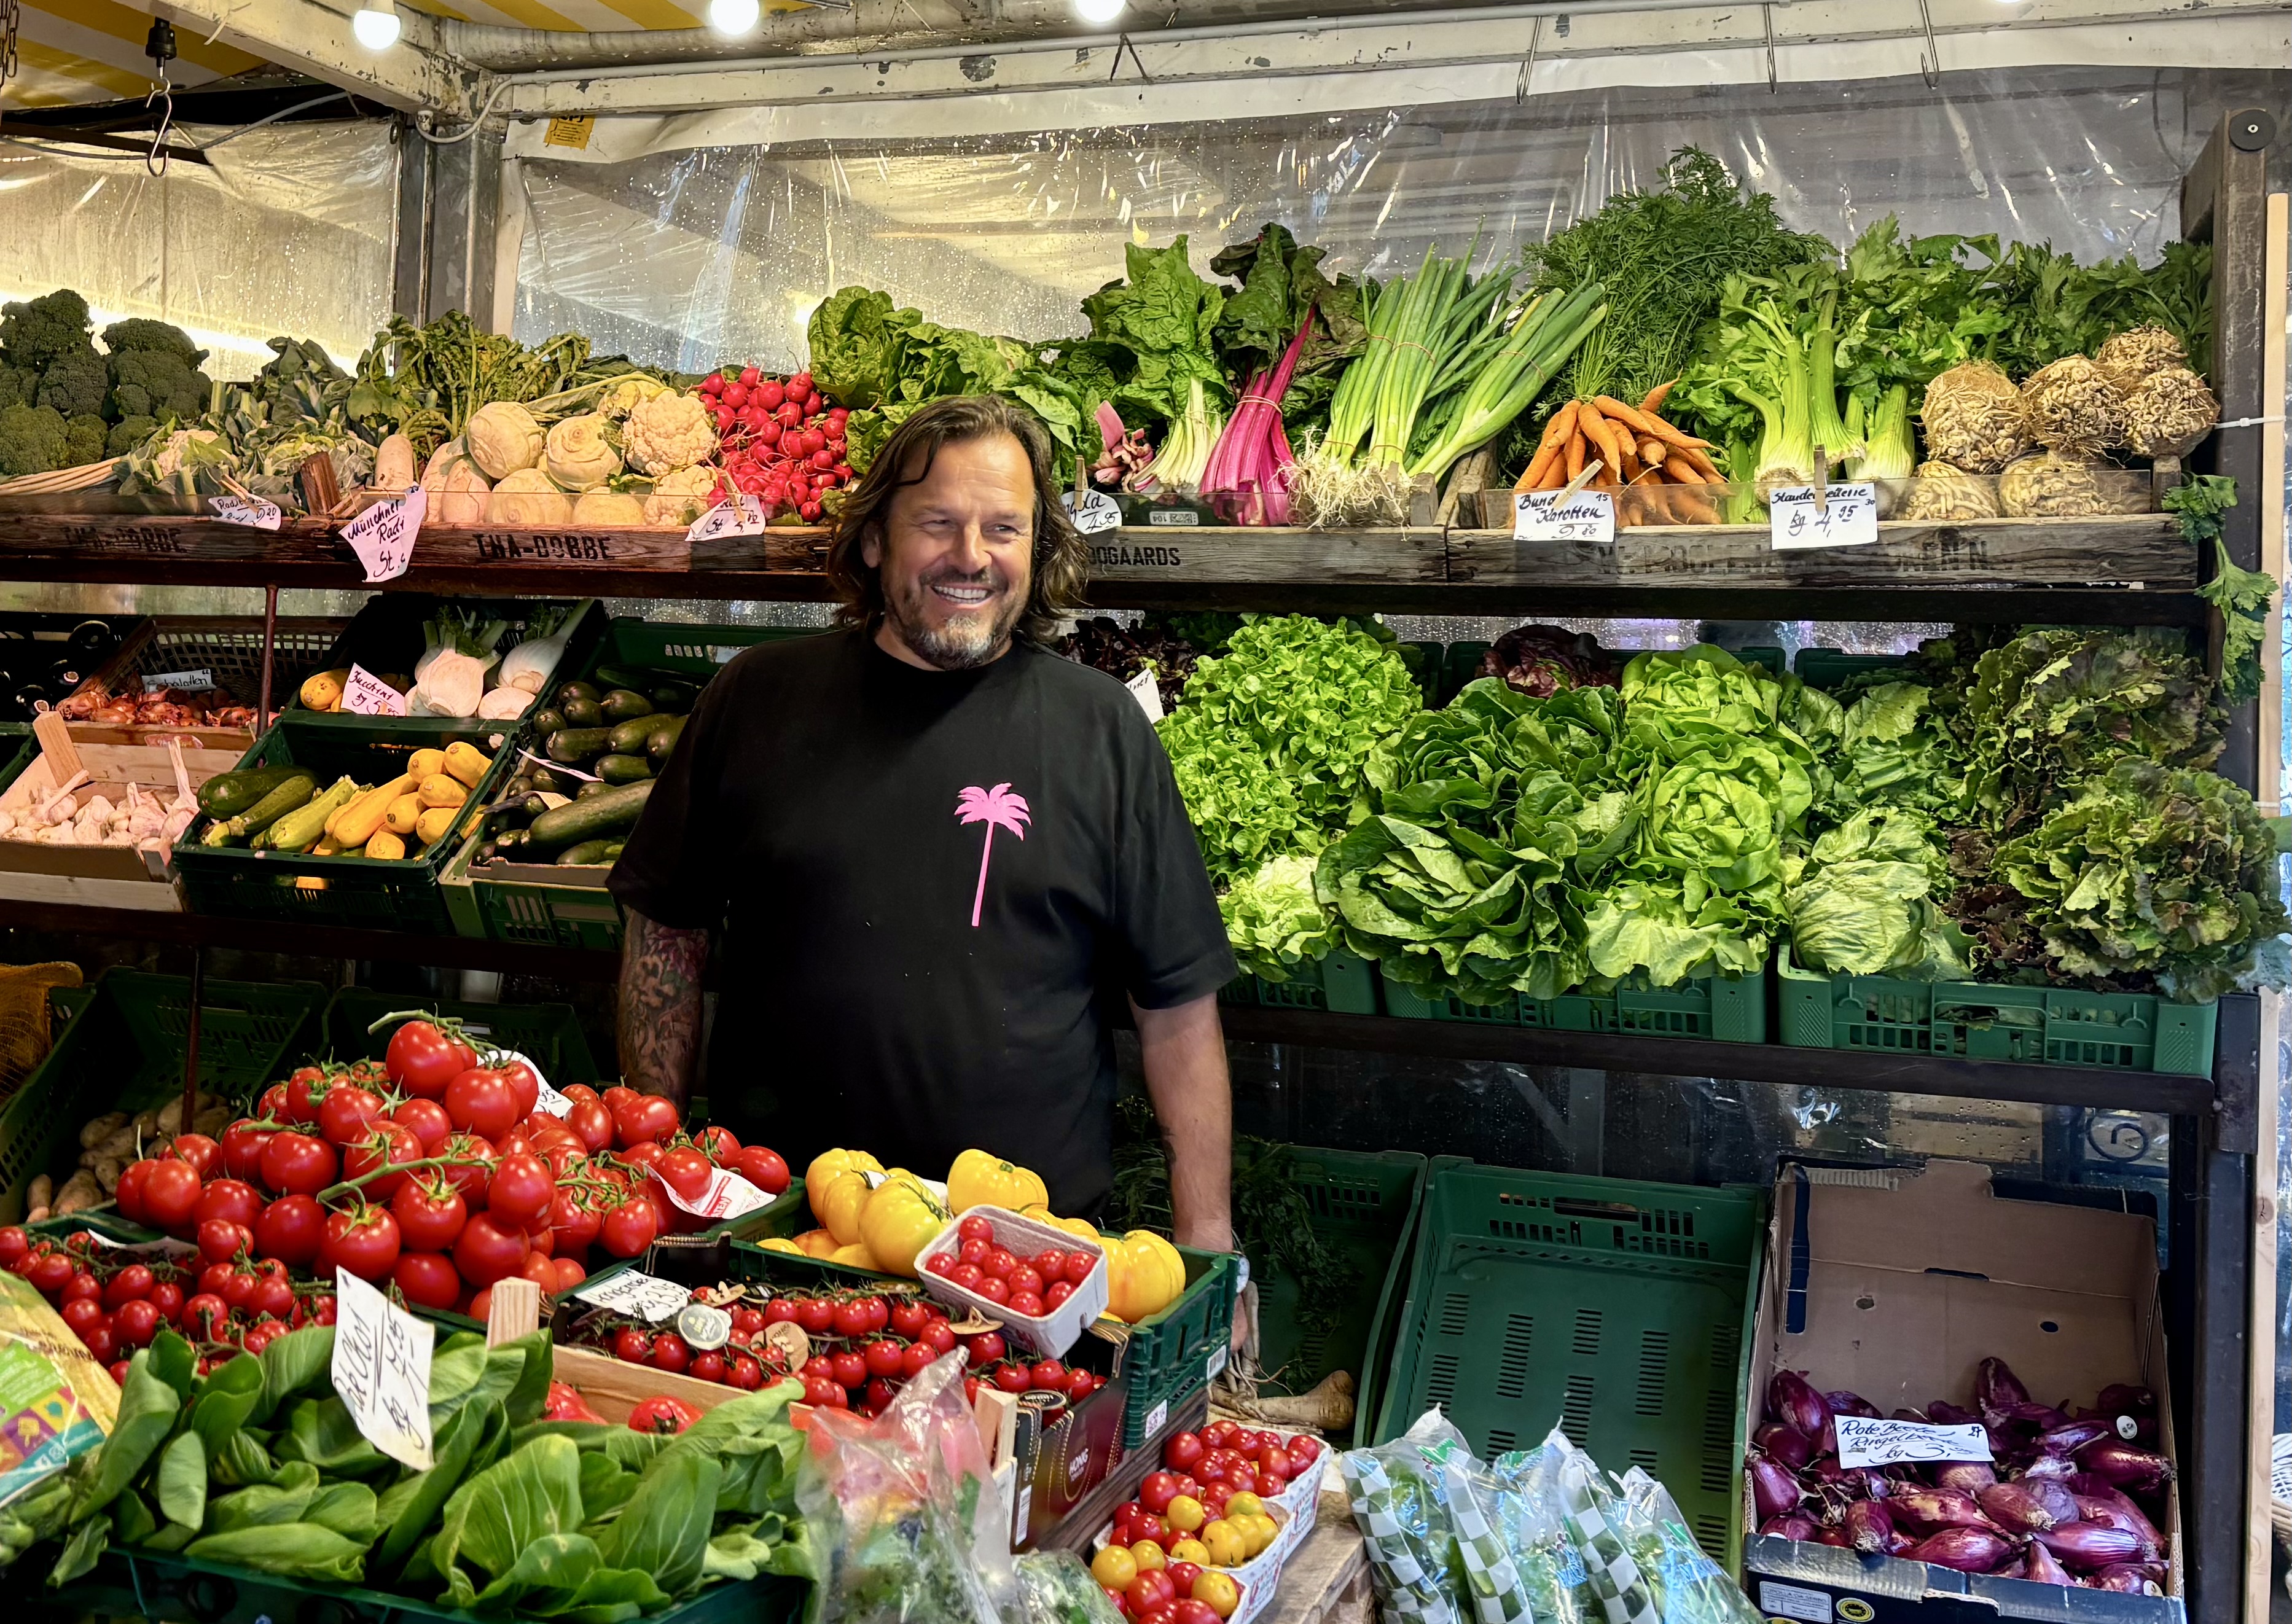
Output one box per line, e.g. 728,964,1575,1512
1107,33,1151,84
1763,4,1777,93
143,15,176,176
1514,15,1544,105
1915,0,1940,89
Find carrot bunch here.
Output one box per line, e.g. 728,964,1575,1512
1513,380,1725,525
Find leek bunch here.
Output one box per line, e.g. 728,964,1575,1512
1407,283,1608,482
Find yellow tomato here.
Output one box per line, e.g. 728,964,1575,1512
1222,1491,1265,1521
1023,1204,1102,1243
1128,1540,1167,1574
1192,1571,1241,1618
816,1169,874,1246
1199,1519,1246,1567
945,1148,1049,1214
757,1238,804,1256
1102,1229,1187,1323
1165,1494,1205,1534
858,1175,951,1276
805,1148,883,1224
1090,1547,1138,1591
1169,1538,1210,1565
828,1243,880,1271
794,1228,840,1259
1238,1513,1277,1558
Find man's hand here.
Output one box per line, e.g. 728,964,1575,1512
618,908,710,1110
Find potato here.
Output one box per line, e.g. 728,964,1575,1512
25,1174,51,1213
78,1111,127,1150
93,1157,123,1193
54,1171,101,1214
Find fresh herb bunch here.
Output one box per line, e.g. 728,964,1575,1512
2173,476,2273,703
1107,1098,1358,1347
1983,238,2214,380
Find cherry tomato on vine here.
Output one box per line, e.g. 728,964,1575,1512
614,1327,652,1364
197,1219,251,1266
649,1332,691,1375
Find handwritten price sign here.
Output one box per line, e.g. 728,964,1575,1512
345,486,426,582
332,1266,435,1469
1513,490,1615,544
342,665,408,717
209,494,282,531
686,494,769,543
1063,489,1123,536
574,1269,691,1324
1834,1416,1992,1469
1769,483,1880,550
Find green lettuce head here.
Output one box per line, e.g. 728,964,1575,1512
1220,854,1337,983
1785,805,1971,978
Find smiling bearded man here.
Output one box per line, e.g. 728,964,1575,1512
604,395,1242,1259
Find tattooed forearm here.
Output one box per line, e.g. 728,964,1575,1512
618,907,710,1112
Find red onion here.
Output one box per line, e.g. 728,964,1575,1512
1843,1499,1897,1555
1770,1371,1833,1441
2077,1441,2173,1491
2094,1384,2154,1416
2020,1539,2074,1587
1755,1422,1815,1472
1826,1390,1882,1420
1891,1408,1927,1423
1977,1482,2067,1533
2020,1453,2076,1481
1761,1515,1820,1541
1976,1357,2030,1413
1927,1401,1979,1426
2071,1491,2162,1560
1885,1488,1998,1532
2085,1565,2162,1596
2038,1420,2112,1456
1902,1529,2014,1573
2034,1523,2143,1572
1750,1456,1805,1523
1813,1527,1850,1547
2006,1402,2071,1431
1931,1461,1997,1494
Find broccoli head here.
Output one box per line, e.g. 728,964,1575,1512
0,403,68,477
101,318,206,367
107,415,158,459
35,348,107,420
0,367,32,412
0,289,92,371
62,415,105,468
109,349,211,421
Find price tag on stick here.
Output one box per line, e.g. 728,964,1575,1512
331,1266,435,1470
209,494,282,531
345,486,426,582
342,664,407,717
1833,1417,1992,1469
1769,483,1879,550
1062,488,1122,536
686,494,769,543
1124,668,1165,724
573,1269,691,1323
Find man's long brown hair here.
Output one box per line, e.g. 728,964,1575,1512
825,395,1090,647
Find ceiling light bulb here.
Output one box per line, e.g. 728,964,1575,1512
1073,0,1125,25
351,0,399,49
708,0,760,36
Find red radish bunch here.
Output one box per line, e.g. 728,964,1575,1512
698,367,851,523
90,1013,791,1328
0,1224,335,1386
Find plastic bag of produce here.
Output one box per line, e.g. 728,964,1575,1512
1552,1435,1659,1624
1014,1550,1128,1624
1436,1449,1535,1624
0,1268,117,1567
1614,1469,1763,1624
796,1348,1012,1624
1468,1439,1601,1624
1339,1408,1474,1624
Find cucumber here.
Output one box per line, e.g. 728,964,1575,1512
595,754,653,784
196,765,307,820
560,696,604,728
530,781,652,853
575,781,613,800
530,709,566,738
608,712,682,755
645,716,687,763
598,689,654,724
494,828,528,855
526,765,571,795
651,682,698,711
546,727,614,765
556,838,619,866
555,679,601,709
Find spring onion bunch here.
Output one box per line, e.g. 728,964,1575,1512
1407,282,1608,482
1203,319,1313,525
1322,242,1522,472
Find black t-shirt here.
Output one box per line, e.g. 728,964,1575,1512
608,627,1234,1216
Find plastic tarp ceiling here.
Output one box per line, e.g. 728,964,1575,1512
0,120,398,379
509,65,2290,376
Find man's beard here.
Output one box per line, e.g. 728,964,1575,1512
884,564,1026,670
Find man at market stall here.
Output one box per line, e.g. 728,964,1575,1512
609,393,1239,1259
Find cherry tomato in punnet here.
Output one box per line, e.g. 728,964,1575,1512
386,1019,478,1098
1006,1290,1044,1318
1008,1266,1044,1298
140,1158,201,1231
1046,1280,1076,1310
453,1212,529,1286
445,1069,520,1140
951,1262,984,1290
254,1193,325,1266
977,1277,1010,1306
321,1208,401,1282
393,1251,461,1310
924,1252,957,1279
391,1176,467,1253
983,1247,1017,1279
318,1085,386,1147
170,1133,220,1181
393,1098,452,1155
484,1153,555,1225
957,1214,994,1246
958,1238,989,1268
260,1132,338,1199
196,1219,251,1266
966,1332,1005,1366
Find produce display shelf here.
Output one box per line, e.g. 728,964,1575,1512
286,595,608,725
1371,1160,1762,1575
1242,1144,1426,1448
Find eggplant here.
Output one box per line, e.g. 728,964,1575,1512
1769,1371,1832,1442
1754,1422,1815,1472
1901,1529,2015,1573
2033,1523,2144,1572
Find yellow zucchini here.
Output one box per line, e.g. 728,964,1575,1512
407,748,447,781
365,829,407,861
384,793,422,835
333,773,416,847
300,668,350,711
415,804,464,847
442,741,491,788
417,774,469,810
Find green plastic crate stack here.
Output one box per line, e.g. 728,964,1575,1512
1114,1247,1239,1450
1383,968,1767,1043
1219,951,1381,1015
1373,1161,1762,1573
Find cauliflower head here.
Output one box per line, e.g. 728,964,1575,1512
624,391,716,475
544,413,622,492
573,490,647,526
643,463,720,527
598,374,671,421
466,400,544,480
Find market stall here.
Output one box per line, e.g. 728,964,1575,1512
0,12,2280,1624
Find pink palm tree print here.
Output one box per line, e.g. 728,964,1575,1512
955,783,1032,927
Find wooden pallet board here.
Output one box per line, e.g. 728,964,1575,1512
1083,526,1447,584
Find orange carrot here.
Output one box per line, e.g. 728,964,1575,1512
1640,379,1678,415
1678,444,1724,482
1575,402,1624,480
1563,427,1587,483
1516,402,1578,492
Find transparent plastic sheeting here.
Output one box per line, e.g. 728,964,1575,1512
0,120,398,382
511,64,2288,375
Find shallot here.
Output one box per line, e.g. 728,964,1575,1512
1931,1461,1997,1494
1885,1487,1998,1534
1842,1499,1899,1555
1750,1456,1805,1523
1976,1357,2031,1413
2076,1440,2173,1491
2033,1523,2144,1572
2020,1540,2074,1585
1761,1515,1820,1541
2070,1490,2162,1560
1769,1371,1832,1442
2086,1566,2163,1596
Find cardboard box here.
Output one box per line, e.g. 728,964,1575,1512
0,743,237,904
1743,1160,2181,1624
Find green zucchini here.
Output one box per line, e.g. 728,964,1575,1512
560,696,604,728
530,709,566,738
595,754,653,784
546,727,615,765
575,781,613,800
607,712,682,755
645,716,687,763
195,765,306,820
556,838,618,866
598,689,654,724
222,773,317,840
530,781,652,853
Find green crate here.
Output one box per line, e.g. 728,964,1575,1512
66,1546,805,1624
574,614,825,685
1384,966,1768,1042
1219,951,1380,1015
1402,641,1443,708
1791,647,1909,690
0,970,324,1224
1442,642,1492,705
323,987,602,1085
173,715,525,935
1374,1162,1763,1573
1118,1246,1238,1450
1245,1144,1426,1446
1775,949,2217,1076
287,596,606,724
